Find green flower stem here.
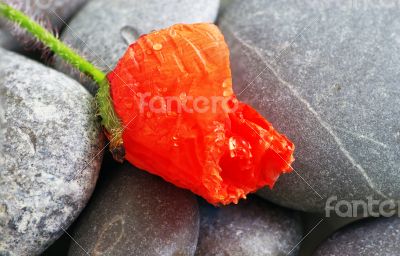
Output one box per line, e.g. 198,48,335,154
0,2,125,160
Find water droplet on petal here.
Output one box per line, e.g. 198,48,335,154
223,90,232,97
152,43,163,51
228,136,253,160
222,79,230,88
120,25,140,45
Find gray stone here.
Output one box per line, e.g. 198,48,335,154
314,217,400,255
219,0,234,16
0,48,103,255
0,29,16,51
1,0,87,50
68,162,199,256
219,0,400,213
195,197,303,256
54,0,220,93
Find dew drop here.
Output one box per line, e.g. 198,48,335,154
120,25,140,46
223,90,232,97
222,79,230,88
152,43,163,51
228,136,253,160
146,50,152,55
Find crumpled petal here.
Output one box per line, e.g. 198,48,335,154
108,23,294,205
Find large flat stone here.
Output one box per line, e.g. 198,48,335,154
219,0,400,213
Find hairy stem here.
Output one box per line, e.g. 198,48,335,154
0,2,125,160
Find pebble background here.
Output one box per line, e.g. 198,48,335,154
196,198,303,256
1,0,399,255
220,0,400,213
68,162,200,256
314,217,400,255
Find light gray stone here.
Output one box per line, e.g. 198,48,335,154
314,217,400,256
0,48,103,255
68,162,199,256
195,197,303,256
55,0,220,93
1,0,87,51
219,0,400,213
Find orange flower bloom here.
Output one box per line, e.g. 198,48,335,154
108,23,294,205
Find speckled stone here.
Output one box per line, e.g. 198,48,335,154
195,197,303,256
0,48,103,255
54,0,220,93
1,0,87,50
68,162,199,256
314,217,400,255
219,0,400,213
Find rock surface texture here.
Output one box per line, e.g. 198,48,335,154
68,162,200,256
220,0,400,212
195,197,303,256
1,0,87,50
0,28,15,50
314,217,400,255
55,0,220,92
0,48,103,255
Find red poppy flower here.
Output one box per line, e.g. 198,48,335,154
108,23,294,205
